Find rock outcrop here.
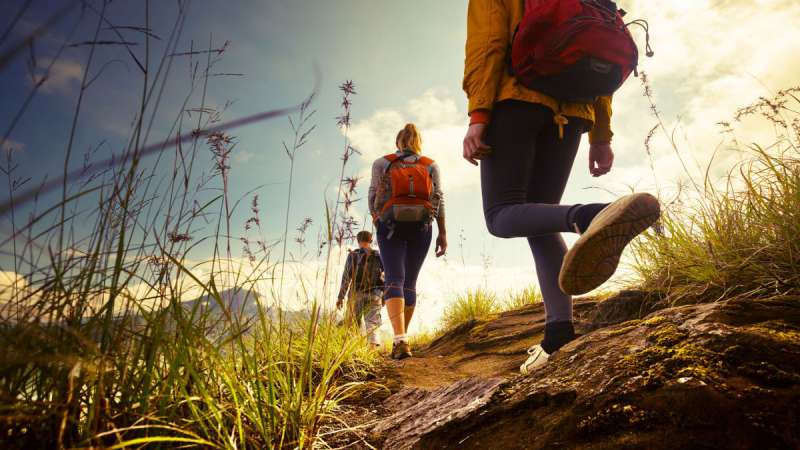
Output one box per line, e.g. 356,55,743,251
371,294,800,449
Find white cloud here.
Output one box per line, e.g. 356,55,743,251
0,271,26,299
1,139,25,154
349,88,476,192
599,0,800,194
33,58,83,96
0,271,30,319
233,150,257,164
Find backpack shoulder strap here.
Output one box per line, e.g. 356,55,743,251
383,153,407,173
417,156,434,166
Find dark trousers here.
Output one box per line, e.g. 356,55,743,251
481,100,588,324
376,221,432,307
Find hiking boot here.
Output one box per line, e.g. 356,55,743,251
391,341,412,360
559,193,660,295
520,344,549,375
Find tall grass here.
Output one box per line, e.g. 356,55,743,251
504,285,543,311
440,288,500,330
0,4,375,449
630,86,800,305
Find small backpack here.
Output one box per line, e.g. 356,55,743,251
379,152,435,223
352,250,383,293
511,0,653,103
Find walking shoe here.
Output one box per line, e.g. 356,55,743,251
391,341,412,360
559,193,660,295
520,344,549,375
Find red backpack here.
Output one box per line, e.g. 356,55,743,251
511,0,653,103
378,152,435,223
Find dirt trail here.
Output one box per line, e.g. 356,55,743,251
331,291,664,448
379,294,638,391
379,308,544,390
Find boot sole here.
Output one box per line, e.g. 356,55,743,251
559,193,660,296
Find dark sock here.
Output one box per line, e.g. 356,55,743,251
567,203,609,234
541,321,576,354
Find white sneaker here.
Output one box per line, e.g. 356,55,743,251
520,344,550,375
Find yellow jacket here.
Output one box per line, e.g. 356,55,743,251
463,0,613,143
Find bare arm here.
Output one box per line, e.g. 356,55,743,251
431,162,447,257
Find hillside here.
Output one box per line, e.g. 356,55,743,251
347,291,800,449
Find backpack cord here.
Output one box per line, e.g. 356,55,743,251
625,19,655,58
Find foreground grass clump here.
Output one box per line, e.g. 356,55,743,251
631,90,800,306
504,285,543,311
1,287,378,449
440,288,500,330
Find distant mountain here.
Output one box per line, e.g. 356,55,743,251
179,288,307,325
181,287,264,319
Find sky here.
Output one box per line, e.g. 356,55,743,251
1,0,799,333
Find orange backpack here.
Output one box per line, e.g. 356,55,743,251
379,152,435,223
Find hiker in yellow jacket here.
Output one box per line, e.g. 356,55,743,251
462,0,660,374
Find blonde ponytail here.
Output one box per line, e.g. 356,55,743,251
395,123,423,154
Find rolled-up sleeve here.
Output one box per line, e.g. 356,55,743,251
368,158,385,218
589,95,614,144
463,0,509,115
430,162,445,219
338,252,354,300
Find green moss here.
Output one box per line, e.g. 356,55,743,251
618,322,724,388
605,320,642,337
641,315,668,327
648,323,688,347
747,323,800,345
620,319,643,328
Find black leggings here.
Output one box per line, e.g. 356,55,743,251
481,100,588,324
376,221,432,307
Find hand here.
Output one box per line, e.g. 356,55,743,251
589,142,614,177
435,234,447,257
462,123,491,166
336,298,343,310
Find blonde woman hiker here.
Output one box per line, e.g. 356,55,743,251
462,0,660,374
369,123,447,360
337,230,384,350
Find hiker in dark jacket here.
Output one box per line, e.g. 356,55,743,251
462,0,660,374
337,230,384,349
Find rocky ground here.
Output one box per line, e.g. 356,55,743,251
333,291,800,449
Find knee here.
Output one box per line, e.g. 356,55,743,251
485,213,511,238
384,279,405,300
